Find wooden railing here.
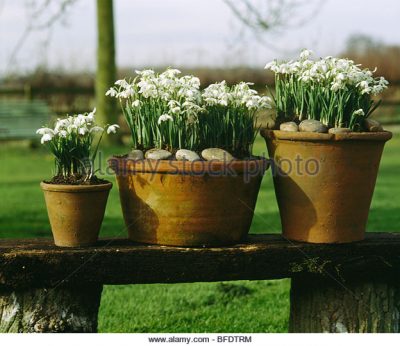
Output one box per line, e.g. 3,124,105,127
1,233,400,333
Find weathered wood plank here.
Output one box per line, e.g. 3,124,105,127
1,233,400,288
290,277,400,332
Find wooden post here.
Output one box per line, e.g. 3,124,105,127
95,0,118,143
0,285,102,333
290,277,400,333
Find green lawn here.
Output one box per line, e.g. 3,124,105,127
1,132,399,332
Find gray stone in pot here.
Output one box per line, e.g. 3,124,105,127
128,149,144,160
145,149,172,160
201,148,235,162
299,119,328,133
176,149,201,162
328,128,351,134
365,119,383,132
280,122,299,132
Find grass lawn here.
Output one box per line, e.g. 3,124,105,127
1,131,399,332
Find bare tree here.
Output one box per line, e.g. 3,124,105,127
223,0,324,52
7,0,79,69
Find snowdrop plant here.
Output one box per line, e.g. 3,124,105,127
106,68,203,151
201,81,272,157
265,49,389,130
36,108,119,182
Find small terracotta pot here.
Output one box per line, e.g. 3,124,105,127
108,157,268,246
261,129,392,243
40,181,112,247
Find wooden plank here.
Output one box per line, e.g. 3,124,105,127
1,233,400,288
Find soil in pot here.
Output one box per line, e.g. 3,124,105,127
261,129,392,243
41,179,112,247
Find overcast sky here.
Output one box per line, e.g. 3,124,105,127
0,0,399,75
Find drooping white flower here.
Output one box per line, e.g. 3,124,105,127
107,124,120,134
299,49,313,60
40,133,53,144
36,127,54,136
135,69,155,78
67,124,78,133
157,114,173,125
132,100,141,107
58,130,68,138
90,126,104,133
118,86,135,98
74,114,87,127
87,108,96,121
115,79,130,88
161,68,181,78
78,127,88,136
353,109,365,116
105,88,118,97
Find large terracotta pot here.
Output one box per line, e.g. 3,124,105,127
108,157,268,246
41,182,112,247
261,129,392,243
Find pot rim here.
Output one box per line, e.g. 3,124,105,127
260,129,393,142
40,181,113,192
108,156,270,174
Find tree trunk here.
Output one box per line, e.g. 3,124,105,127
96,0,118,142
0,285,102,333
290,277,400,333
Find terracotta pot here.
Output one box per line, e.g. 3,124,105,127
40,182,112,247
261,129,392,243
108,157,268,246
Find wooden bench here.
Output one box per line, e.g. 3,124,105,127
1,233,400,333
0,100,51,140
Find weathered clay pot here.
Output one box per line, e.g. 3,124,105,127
108,157,268,246
261,129,392,243
40,182,112,247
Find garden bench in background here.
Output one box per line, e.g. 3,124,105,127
1,233,400,333
0,100,51,141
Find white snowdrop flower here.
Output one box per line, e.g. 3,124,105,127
87,108,96,121
264,60,281,73
132,100,141,107
105,88,118,97
170,106,181,114
157,114,173,125
74,114,87,127
67,124,77,133
36,127,54,135
168,100,180,108
115,79,130,88
107,124,120,134
219,99,228,106
353,109,365,116
260,96,273,109
40,133,53,144
331,82,342,92
58,130,68,138
78,126,88,136
245,98,258,109
118,86,135,98
162,68,181,78
135,69,155,78
90,126,104,133
300,49,313,60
